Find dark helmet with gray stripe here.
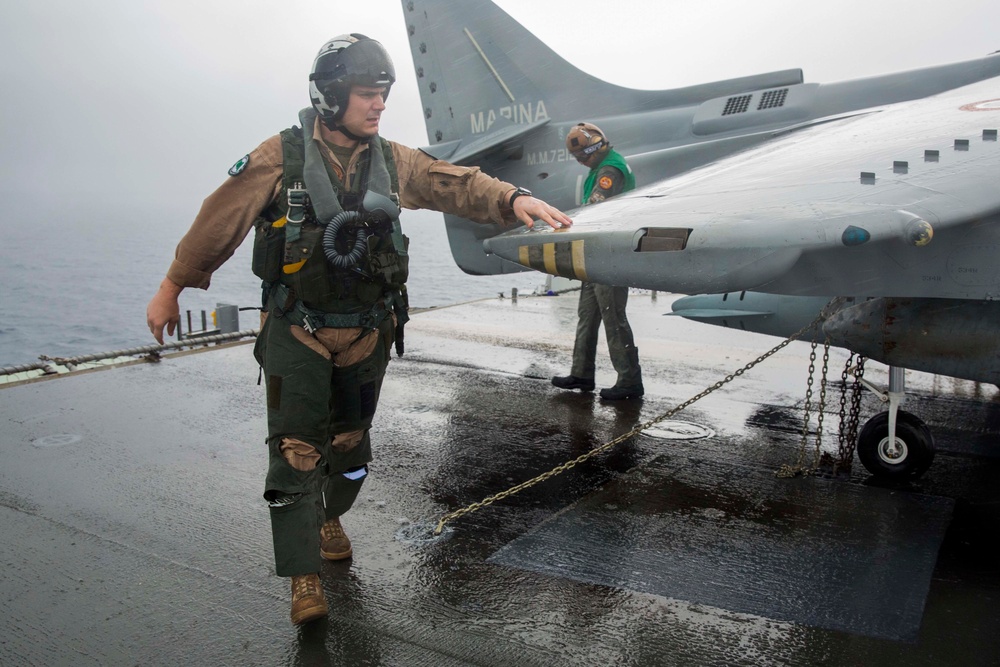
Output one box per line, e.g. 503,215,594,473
309,34,395,128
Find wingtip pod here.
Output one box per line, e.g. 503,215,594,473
484,229,592,282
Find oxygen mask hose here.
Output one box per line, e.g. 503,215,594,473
323,211,368,268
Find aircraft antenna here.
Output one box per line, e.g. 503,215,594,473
463,28,515,102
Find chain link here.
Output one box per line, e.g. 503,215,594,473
847,357,866,446
836,353,852,447
813,341,830,467
788,342,817,476
833,355,866,474
433,312,827,536
782,339,834,478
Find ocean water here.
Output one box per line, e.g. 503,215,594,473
0,209,545,368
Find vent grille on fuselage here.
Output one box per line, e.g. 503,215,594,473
758,88,789,110
722,95,752,116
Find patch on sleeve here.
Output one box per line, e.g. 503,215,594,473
598,175,614,190
228,154,250,176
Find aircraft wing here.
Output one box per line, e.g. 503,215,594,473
484,77,1000,300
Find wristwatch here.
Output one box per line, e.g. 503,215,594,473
508,186,532,208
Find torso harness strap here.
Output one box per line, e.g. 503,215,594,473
268,281,404,334
255,108,409,353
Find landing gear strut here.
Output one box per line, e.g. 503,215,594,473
856,366,935,480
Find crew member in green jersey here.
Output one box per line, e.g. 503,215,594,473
551,122,643,400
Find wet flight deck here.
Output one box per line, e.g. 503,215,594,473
1,292,998,666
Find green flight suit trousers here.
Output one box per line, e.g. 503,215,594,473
254,308,393,576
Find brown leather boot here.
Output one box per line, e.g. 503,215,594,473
320,517,353,561
290,573,327,625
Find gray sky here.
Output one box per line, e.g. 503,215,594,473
2,0,998,224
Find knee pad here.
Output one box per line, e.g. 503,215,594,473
279,437,321,471
264,436,322,501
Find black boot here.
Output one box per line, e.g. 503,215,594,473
599,384,644,400
551,375,596,392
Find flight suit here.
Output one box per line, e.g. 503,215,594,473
166,113,520,576
571,149,642,390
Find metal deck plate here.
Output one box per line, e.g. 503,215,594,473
489,455,954,641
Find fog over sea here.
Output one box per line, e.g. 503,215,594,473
0,209,545,368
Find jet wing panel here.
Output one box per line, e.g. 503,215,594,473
485,77,1000,300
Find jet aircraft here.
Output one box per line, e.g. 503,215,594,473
400,0,1000,480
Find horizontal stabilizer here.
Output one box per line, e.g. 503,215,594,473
421,119,549,164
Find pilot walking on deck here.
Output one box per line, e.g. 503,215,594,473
146,34,571,626
552,122,643,400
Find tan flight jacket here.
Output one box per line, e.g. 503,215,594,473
167,118,519,290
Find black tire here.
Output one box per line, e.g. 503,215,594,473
857,410,935,480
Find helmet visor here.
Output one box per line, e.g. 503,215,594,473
311,38,396,88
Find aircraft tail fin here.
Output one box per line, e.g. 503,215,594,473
403,0,579,148
402,0,802,149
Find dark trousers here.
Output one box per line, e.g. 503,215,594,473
254,310,393,576
570,283,641,386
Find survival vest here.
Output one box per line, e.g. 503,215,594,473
251,118,408,322
582,149,636,205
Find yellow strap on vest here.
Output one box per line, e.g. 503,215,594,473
283,259,307,274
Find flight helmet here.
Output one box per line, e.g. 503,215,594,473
566,122,610,163
309,34,396,128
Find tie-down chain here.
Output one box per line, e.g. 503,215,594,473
432,309,835,536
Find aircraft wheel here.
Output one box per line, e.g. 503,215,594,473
857,410,935,480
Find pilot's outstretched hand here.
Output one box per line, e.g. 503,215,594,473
511,194,573,229
147,278,183,344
